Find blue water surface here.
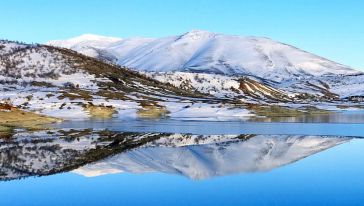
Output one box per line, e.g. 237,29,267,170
1,136,364,206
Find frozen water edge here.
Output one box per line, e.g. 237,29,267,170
54,118,364,137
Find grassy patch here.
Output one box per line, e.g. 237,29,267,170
137,101,170,119
0,103,61,131
83,104,116,118
96,90,128,100
31,81,55,88
0,125,11,132
299,106,331,114
58,89,93,101
247,104,330,117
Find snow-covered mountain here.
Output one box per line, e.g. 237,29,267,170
47,31,364,103
47,30,361,82
1,35,363,123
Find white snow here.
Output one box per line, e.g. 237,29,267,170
164,102,253,121
47,34,121,50
47,34,152,61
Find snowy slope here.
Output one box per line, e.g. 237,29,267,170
47,30,361,82
48,34,153,63
146,71,364,101
47,34,121,51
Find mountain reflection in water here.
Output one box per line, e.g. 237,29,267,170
0,129,352,181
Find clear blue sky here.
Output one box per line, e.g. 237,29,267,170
1,0,363,70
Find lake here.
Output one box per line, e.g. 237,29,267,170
1,115,364,206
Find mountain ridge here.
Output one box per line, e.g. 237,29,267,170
47,30,361,82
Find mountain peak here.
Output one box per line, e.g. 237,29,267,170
178,29,216,40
